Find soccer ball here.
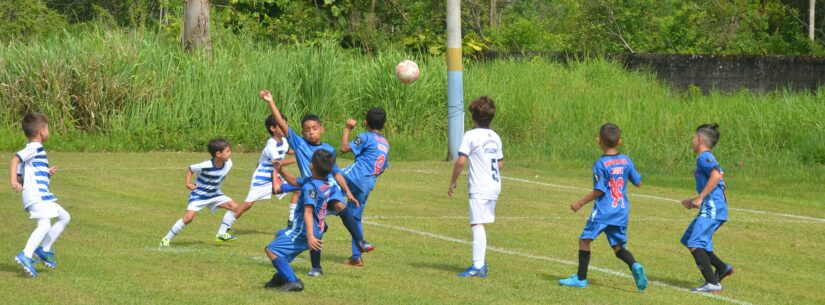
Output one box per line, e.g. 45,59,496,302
395,60,420,84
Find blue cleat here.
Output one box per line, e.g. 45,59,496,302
558,274,587,288
631,262,648,291
34,247,57,269
14,252,37,278
457,264,488,278
717,264,734,283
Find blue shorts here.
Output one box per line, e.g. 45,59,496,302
345,181,370,221
580,221,627,247
266,228,322,262
328,184,346,205
681,217,725,251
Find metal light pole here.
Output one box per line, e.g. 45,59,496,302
447,0,464,160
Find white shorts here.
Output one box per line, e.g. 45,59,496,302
469,199,497,224
26,201,59,219
244,184,288,203
187,196,232,213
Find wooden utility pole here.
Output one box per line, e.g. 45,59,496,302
183,0,211,54
811,0,816,41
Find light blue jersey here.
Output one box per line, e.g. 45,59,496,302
694,151,728,220
589,154,642,227
287,128,340,179
342,132,389,194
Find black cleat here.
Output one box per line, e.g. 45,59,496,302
264,273,287,289
358,240,376,253
279,280,304,292
286,220,293,228
717,264,735,283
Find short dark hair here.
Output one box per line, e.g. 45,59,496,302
599,123,621,148
366,108,387,130
696,123,720,148
311,149,335,177
469,96,496,128
207,138,231,157
265,114,287,136
302,114,322,127
22,112,49,138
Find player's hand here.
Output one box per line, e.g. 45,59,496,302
272,160,282,172
186,183,197,191
690,197,703,208
258,90,274,103
308,237,323,251
570,202,582,212
49,166,58,176
347,192,360,208
681,198,693,209
447,182,457,197
11,181,23,192
345,119,357,129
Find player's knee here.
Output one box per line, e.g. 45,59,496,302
60,212,71,224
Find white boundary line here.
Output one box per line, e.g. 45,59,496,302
364,220,755,305
365,215,823,224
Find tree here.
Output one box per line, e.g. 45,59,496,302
183,0,211,54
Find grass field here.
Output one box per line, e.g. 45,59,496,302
1,152,823,304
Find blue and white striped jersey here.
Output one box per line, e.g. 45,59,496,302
16,142,56,208
188,159,233,203
249,137,289,188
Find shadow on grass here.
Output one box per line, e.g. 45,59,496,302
0,261,30,278
650,275,701,290
408,261,462,273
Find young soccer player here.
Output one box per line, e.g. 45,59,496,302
10,113,71,278
260,90,374,277
680,123,734,293
340,108,390,266
447,96,503,278
559,123,648,291
263,149,335,292
159,138,240,246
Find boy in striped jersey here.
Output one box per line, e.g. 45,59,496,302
160,138,240,246
10,113,71,278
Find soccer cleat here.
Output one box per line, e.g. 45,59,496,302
279,279,304,292
344,257,363,267
357,240,376,253
717,264,735,283
558,274,587,288
14,252,37,278
691,282,723,293
286,220,293,228
457,264,488,278
631,263,648,291
264,273,287,289
215,233,237,244
307,268,323,277
159,238,170,247
34,247,57,269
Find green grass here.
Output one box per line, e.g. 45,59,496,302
1,152,823,304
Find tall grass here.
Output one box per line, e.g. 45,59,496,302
1,27,824,190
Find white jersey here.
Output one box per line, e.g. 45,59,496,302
250,137,289,188
188,159,233,203
16,142,56,209
458,128,504,200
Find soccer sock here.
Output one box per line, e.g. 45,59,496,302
691,248,719,284
41,206,71,252
614,248,638,269
288,204,297,222
24,218,52,258
338,207,364,243
351,221,364,259
164,219,186,241
707,251,728,271
217,211,236,235
471,225,486,269
577,250,591,280
271,256,298,282
310,250,322,269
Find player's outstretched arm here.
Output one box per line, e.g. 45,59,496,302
340,119,356,153
274,161,299,186
9,156,22,192
571,190,602,212
447,155,468,196
259,90,290,138
305,205,323,251
185,169,196,190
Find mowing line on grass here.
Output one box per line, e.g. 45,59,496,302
363,220,756,305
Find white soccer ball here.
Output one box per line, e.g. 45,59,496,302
395,60,420,84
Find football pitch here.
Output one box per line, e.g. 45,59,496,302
1,152,823,305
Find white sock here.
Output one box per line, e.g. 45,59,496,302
472,225,486,269
24,219,52,258
164,219,186,241
217,211,236,235
41,205,70,252
288,203,297,222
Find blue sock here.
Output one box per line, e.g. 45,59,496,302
338,206,364,243
271,256,298,282
351,220,363,259
310,250,322,269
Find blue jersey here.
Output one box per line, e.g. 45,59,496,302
287,128,340,179
342,132,389,193
694,151,728,220
284,178,331,239
589,154,642,227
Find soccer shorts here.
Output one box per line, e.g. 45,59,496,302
345,181,370,221
187,195,232,213
267,228,323,262
580,221,627,247
26,201,59,219
681,216,726,251
244,183,288,203
469,198,497,224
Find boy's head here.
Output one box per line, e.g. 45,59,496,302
22,112,50,141
598,123,622,149
265,114,288,137
310,149,335,178
365,108,387,131
208,138,232,161
301,114,324,145
469,96,496,128
693,123,720,152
